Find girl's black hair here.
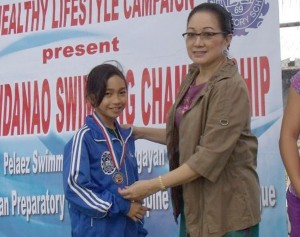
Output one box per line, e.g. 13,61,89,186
86,60,127,107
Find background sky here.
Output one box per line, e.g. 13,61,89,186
278,0,300,60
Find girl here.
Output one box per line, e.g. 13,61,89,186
63,61,148,237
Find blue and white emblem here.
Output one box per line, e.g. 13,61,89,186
101,151,116,174
209,0,269,36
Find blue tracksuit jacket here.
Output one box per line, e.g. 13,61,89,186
63,112,147,237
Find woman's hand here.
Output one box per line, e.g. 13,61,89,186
119,124,140,139
118,179,160,200
119,125,167,144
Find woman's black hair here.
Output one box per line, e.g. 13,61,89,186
187,3,234,35
85,60,127,107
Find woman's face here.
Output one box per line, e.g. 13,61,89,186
185,11,232,66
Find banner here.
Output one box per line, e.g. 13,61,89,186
0,1,286,236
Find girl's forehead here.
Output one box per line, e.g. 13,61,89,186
106,75,126,88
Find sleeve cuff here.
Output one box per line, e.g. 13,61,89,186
115,196,131,214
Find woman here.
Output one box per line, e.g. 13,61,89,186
279,71,300,237
119,3,260,237
63,62,148,237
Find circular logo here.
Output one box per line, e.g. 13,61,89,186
208,0,269,36
101,151,116,175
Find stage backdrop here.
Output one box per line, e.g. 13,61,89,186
0,1,287,236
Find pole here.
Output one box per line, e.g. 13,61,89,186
280,22,300,28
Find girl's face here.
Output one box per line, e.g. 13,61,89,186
95,75,127,128
185,11,232,67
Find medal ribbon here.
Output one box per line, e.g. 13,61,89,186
92,112,126,170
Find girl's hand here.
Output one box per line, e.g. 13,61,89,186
126,201,150,222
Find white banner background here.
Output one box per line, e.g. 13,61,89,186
0,1,287,236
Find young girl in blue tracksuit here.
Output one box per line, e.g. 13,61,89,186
63,62,148,237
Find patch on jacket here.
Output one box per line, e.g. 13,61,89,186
101,151,116,174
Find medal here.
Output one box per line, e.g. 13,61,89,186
113,171,124,184
92,112,128,184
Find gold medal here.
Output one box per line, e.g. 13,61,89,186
113,171,124,184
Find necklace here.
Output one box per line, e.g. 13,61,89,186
92,112,126,171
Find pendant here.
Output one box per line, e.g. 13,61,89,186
113,171,124,184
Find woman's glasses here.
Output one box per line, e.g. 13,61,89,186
182,31,228,41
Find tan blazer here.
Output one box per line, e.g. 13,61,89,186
166,58,261,237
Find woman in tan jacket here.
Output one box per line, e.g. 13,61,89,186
119,3,260,237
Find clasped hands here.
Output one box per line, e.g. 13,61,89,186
119,180,155,222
